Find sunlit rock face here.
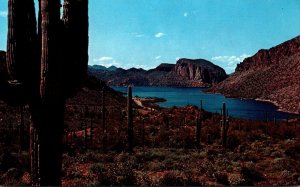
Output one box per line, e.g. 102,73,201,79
175,58,227,84
209,36,300,113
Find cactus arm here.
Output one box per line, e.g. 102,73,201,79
6,0,38,105
62,0,89,98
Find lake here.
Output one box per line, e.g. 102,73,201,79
113,87,296,121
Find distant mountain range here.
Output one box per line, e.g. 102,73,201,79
209,35,300,113
89,65,118,72
88,58,228,87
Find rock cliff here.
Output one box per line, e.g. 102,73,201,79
175,58,227,84
209,36,300,113
236,36,300,72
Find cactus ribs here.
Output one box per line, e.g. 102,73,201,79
3,0,88,185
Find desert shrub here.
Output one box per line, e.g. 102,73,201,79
197,159,216,177
278,126,297,139
170,127,195,148
216,158,231,171
185,170,205,186
228,173,247,186
242,151,260,162
190,150,207,159
135,171,155,186
214,171,229,185
201,121,220,143
159,170,187,186
285,142,300,158
0,168,23,186
162,158,184,171
99,161,136,186
145,161,166,172
241,167,265,184
89,163,105,175
271,158,299,172
268,125,297,140
227,133,241,150
0,151,20,171
143,149,166,162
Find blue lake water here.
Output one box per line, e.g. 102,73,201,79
113,87,296,121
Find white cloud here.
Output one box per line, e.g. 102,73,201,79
155,56,161,60
211,54,251,73
93,56,114,62
93,57,121,67
0,11,8,18
128,32,145,38
211,54,250,65
135,34,145,38
183,12,188,17
155,32,165,38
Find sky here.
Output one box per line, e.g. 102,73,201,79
0,0,300,73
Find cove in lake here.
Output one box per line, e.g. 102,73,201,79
113,87,296,121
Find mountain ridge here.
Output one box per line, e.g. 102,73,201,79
88,58,228,87
209,35,300,113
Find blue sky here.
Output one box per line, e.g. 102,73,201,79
1,0,300,73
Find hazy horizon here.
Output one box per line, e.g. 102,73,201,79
0,0,300,74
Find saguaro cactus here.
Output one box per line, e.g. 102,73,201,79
102,90,107,152
127,86,133,152
196,99,203,148
90,116,93,147
196,115,202,148
220,103,229,148
4,0,89,185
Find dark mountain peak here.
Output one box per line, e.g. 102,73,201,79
127,67,146,72
90,64,107,71
177,58,216,67
154,63,175,72
107,65,117,71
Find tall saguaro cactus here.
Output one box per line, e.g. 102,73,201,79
5,0,89,185
127,86,133,152
196,99,203,148
220,103,229,148
196,115,202,148
102,90,107,152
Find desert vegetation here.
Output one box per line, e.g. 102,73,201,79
0,81,299,186
0,0,300,186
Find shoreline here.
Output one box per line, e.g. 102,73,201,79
133,97,167,111
206,90,298,115
255,98,298,115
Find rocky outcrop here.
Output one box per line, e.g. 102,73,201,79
89,58,228,87
175,58,227,84
209,35,300,113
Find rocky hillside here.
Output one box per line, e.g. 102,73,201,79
89,58,227,87
209,36,300,113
